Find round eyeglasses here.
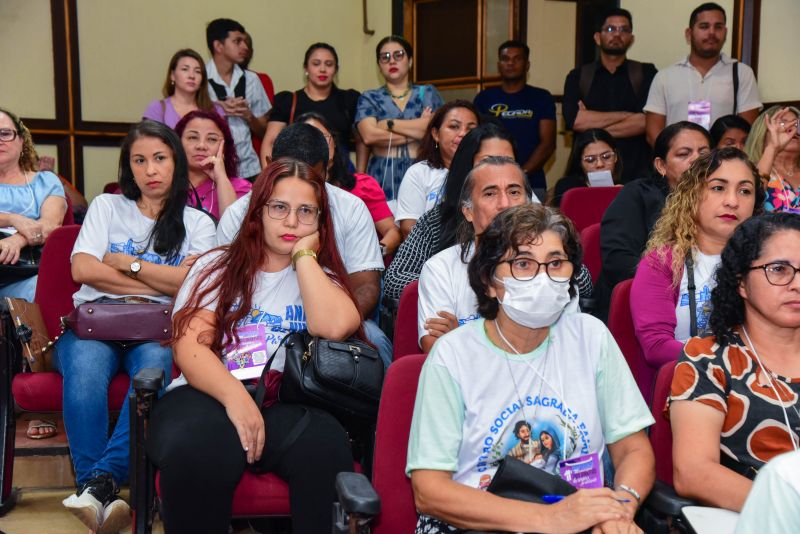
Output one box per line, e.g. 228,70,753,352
264,201,320,225
501,257,574,283
0,129,19,142
749,262,800,286
378,50,406,64
582,151,616,165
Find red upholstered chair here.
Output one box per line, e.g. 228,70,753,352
62,193,75,226
580,223,601,284
103,182,121,194
607,279,645,399
559,186,621,233
393,280,421,360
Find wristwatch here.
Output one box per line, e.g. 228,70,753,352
386,119,395,132
129,260,142,279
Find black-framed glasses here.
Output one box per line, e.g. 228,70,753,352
501,257,574,283
265,201,320,225
583,151,616,165
0,129,19,142
378,50,406,64
749,262,800,286
602,24,632,34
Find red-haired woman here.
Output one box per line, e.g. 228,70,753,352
146,158,361,534
176,109,251,219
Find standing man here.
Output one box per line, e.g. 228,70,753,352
205,18,271,181
644,2,761,146
563,8,657,183
474,40,556,201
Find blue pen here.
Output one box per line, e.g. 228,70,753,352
541,494,564,504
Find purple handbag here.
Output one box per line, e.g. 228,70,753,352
62,299,173,341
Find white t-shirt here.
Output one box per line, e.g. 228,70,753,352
674,249,720,341
406,315,654,488
216,183,383,274
168,250,306,389
71,194,216,306
417,244,479,343
395,161,448,222
736,450,800,534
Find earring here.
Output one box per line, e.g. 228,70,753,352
435,142,439,150
304,72,309,77
171,80,175,87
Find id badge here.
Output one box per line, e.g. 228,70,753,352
558,452,603,489
222,323,269,380
687,100,712,130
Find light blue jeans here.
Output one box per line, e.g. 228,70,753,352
363,319,393,368
0,274,37,302
53,330,173,486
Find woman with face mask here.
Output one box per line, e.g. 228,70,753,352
407,203,655,534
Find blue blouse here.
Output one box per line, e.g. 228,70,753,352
355,84,443,124
0,171,65,220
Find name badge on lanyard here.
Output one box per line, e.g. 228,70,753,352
558,451,603,489
688,100,712,130
223,323,269,379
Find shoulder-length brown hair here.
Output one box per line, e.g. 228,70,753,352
162,49,215,112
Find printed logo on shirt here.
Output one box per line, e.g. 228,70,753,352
241,304,308,333
488,103,534,120
109,238,184,266
458,313,480,326
679,285,712,331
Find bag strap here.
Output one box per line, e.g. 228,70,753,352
253,332,297,407
732,62,739,115
627,60,644,103
289,90,298,124
578,62,597,102
685,255,698,337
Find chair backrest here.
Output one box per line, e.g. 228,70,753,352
103,182,121,194
650,362,676,486
34,225,81,339
607,279,642,387
372,353,426,534
393,280,420,360
62,193,75,226
580,222,601,284
560,186,621,233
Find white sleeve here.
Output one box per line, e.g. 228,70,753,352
643,71,667,115
217,193,250,245
185,211,217,255
249,74,271,117
395,164,429,222
340,197,383,274
172,252,222,316
71,195,113,261
417,255,454,343
736,63,762,113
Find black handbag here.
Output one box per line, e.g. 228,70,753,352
254,331,384,423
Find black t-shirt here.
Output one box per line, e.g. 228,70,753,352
270,87,360,151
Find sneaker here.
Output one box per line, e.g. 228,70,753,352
62,472,128,532
99,496,131,534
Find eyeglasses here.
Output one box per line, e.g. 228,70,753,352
0,129,19,142
582,151,616,165
378,50,406,64
602,25,632,34
264,201,320,225
501,256,574,283
749,262,800,286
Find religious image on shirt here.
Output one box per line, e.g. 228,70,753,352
679,284,712,332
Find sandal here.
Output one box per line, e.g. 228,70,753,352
26,419,58,440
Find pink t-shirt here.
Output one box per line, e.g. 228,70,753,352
349,173,393,223
188,177,252,219
142,98,225,129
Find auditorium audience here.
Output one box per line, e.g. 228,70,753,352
631,148,762,401
147,159,360,534
260,43,365,171
408,203,654,534
709,114,751,150
143,49,224,129
356,35,443,205
175,109,251,220
57,120,215,532
549,128,622,207
745,106,800,212
596,121,712,319
395,100,479,237
668,212,800,512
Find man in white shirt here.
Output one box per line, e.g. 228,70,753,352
205,18,271,181
644,2,761,146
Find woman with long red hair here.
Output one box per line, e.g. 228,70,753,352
146,158,361,534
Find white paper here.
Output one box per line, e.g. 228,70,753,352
587,170,614,187
0,227,18,235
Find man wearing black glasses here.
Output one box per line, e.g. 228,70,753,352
562,8,657,184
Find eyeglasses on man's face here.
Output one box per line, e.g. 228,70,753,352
602,25,632,34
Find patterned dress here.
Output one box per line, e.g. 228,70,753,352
764,170,800,213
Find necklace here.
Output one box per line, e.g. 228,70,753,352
776,164,797,178
385,84,411,100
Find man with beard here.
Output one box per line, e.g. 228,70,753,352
563,8,657,183
644,3,761,146
474,41,556,202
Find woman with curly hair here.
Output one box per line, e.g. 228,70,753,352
630,148,762,402
667,212,800,511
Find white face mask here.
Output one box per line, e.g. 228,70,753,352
495,274,571,328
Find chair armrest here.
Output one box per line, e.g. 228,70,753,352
133,368,164,393
336,472,381,517
644,480,698,518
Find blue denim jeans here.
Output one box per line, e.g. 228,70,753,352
0,274,37,302
363,319,393,368
53,330,173,486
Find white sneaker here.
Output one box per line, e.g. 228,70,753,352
98,497,131,534
62,472,128,532
62,490,103,532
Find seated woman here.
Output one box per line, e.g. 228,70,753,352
631,148,762,402
408,203,655,534
356,35,443,204
710,114,751,150
58,121,216,532
143,49,224,128
175,109,251,219
550,128,622,208
744,106,800,213
596,121,712,320
395,100,479,237
669,212,800,511
147,159,362,533
296,111,402,256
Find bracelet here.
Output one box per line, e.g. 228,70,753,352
616,484,641,503
291,249,317,270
